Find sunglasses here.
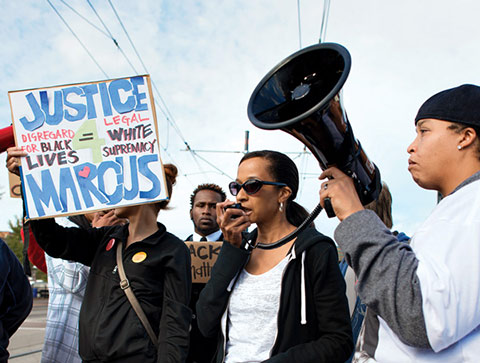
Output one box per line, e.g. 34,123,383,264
229,179,287,196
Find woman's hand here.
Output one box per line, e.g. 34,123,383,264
6,147,27,176
319,167,364,221
91,210,127,228
216,200,251,248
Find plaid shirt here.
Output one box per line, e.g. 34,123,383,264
41,218,90,363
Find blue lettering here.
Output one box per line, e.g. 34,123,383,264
98,82,112,117
74,163,108,208
138,154,161,199
59,167,82,212
109,79,135,114
97,160,123,205
40,90,63,125
116,156,139,200
131,76,148,112
26,170,62,217
80,84,99,119
19,92,45,131
63,87,86,122
18,77,149,130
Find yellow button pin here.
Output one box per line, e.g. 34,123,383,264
132,251,147,263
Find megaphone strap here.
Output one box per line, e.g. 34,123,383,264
254,202,324,250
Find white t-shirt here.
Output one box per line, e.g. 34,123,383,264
371,179,480,362
224,255,290,363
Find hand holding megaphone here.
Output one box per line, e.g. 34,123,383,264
319,167,364,221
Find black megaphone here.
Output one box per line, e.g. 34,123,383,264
247,42,381,208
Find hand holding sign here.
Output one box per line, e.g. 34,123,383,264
6,146,27,176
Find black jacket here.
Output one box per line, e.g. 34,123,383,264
31,219,192,363
0,239,33,363
196,227,353,362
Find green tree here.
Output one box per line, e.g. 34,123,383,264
5,217,47,282
5,217,23,261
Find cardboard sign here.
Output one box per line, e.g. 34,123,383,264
186,241,223,283
8,75,168,220
8,173,22,198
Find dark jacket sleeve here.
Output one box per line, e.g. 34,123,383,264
265,240,353,363
196,241,250,339
29,218,106,266
157,240,192,363
334,210,430,348
0,239,33,362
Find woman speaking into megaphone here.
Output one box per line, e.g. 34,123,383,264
196,149,353,363
318,84,480,362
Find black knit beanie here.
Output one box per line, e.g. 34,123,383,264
415,84,480,127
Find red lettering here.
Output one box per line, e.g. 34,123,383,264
104,117,113,126
139,113,150,122
24,144,38,153
130,113,138,124
121,115,130,127
113,116,120,125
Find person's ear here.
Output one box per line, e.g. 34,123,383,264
459,127,478,149
190,209,193,220
278,186,292,204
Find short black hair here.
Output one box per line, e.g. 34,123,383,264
190,183,226,209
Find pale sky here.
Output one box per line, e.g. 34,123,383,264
1,0,479,239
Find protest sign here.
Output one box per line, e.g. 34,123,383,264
8,173,21,198
8,75,168,219
186,241,223,283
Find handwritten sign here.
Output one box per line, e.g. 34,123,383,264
8,173,22,198
186,241,223,283
8,75,168,219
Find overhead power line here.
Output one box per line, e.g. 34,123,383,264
59,0,109,37
47,0,220,178
86,0,139,73
297,0,302,49
106,0,208,173
107,0,188,145
45,0,191,175
46,0,109,78
319,0,331,43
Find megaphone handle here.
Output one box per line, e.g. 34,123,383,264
324,197,336,218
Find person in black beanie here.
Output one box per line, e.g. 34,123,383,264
318,84,480,362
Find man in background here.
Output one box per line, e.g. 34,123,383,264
186,183,226,242
186,183,225,363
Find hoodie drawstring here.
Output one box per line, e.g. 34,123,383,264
301,250,307,325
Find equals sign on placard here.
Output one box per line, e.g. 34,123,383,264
78,132,94,142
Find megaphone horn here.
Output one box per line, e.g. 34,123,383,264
0,125,15,154
247,42,381,206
